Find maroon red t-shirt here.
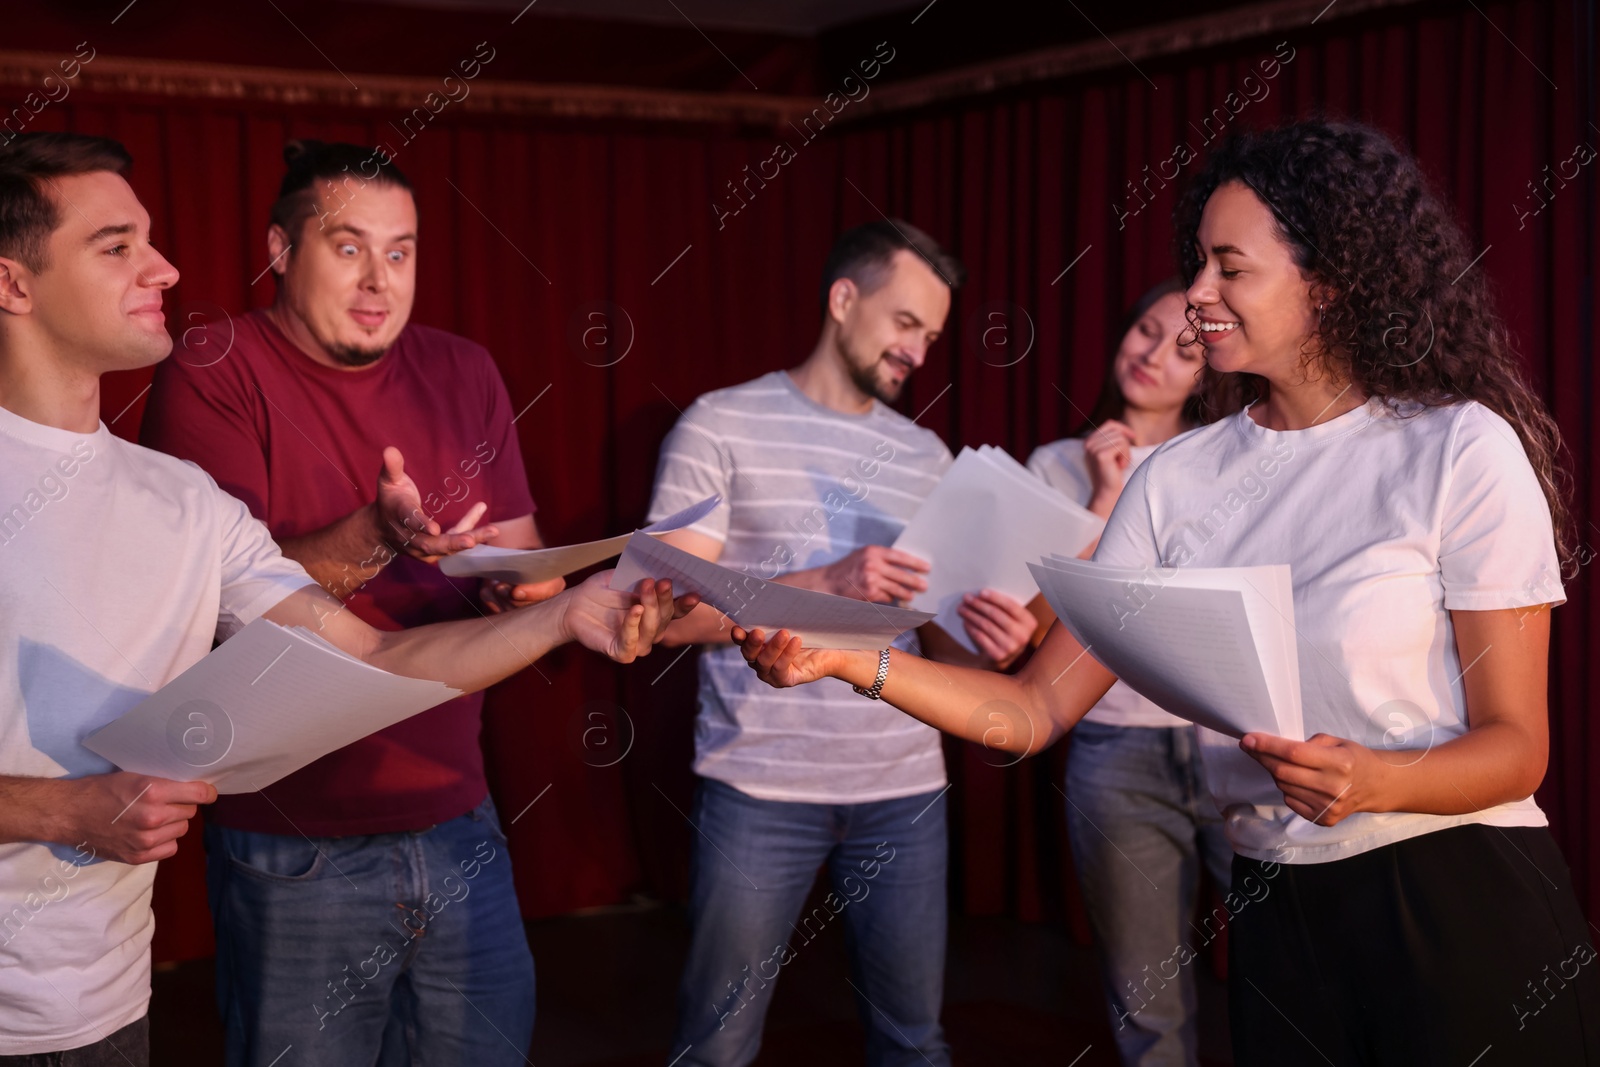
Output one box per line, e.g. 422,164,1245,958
141,310,536,835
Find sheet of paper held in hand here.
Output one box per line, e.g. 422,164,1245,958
82,619,461,793
893,446,1104,654
1028,556,1304,740
439,494,723,584
612,533,934,649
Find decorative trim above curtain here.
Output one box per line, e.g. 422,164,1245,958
0,0,1429,127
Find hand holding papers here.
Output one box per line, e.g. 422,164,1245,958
1029,557,1304,740
894,446,1104,653
82,619,462,793
440,495,722,584
612,533,933,649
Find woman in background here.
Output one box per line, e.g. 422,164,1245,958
1025,279,1230,1067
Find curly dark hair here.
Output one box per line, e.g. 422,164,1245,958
1173,118,1572,571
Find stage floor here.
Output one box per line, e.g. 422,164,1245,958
152,906,1232,1065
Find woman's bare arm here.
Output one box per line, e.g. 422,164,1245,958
731,619,1117,756
1242,606,1551,825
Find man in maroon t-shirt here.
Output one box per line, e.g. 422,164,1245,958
142,141,554,1066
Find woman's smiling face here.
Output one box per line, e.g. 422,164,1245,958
1111,290,1202,414
1184,180,1325,382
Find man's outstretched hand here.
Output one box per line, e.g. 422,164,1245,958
559,573,700,663
374,446,500,562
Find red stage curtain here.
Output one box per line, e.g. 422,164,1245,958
21,0,1591,963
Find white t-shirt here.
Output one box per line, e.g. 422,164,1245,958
1027,437,1187,729
1092,398,1563,864
0,406,313,1055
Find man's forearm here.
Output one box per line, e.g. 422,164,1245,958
363,596,571,695
0,776,70,846
278,504,393,596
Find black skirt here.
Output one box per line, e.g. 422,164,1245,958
1229,823,1600,1066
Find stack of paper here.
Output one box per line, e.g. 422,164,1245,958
893,446,1105,653
612,533,933,649
440,494,722,584
1028,556,1304,740
82,619,462,793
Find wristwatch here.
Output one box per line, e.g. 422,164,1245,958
852,649,891,700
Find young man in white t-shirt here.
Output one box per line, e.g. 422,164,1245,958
0,132,689,1065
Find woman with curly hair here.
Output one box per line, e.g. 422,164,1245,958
730,118,1600,1063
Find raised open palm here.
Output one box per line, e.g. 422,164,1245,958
374,446,499,561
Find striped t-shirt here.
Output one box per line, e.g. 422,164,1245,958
647,370,954,803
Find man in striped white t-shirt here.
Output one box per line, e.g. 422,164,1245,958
650,221,1037,1067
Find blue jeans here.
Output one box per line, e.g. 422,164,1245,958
1064,722,1235,1067
670,777,952,1067
205,796,535,1067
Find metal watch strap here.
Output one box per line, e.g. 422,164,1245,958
852,649,891,700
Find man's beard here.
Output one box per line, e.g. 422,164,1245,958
327,341,390,367
840,337,903,405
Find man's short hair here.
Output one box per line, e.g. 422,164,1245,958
269,139,413,240
0,132,132,274
818,219,965,316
